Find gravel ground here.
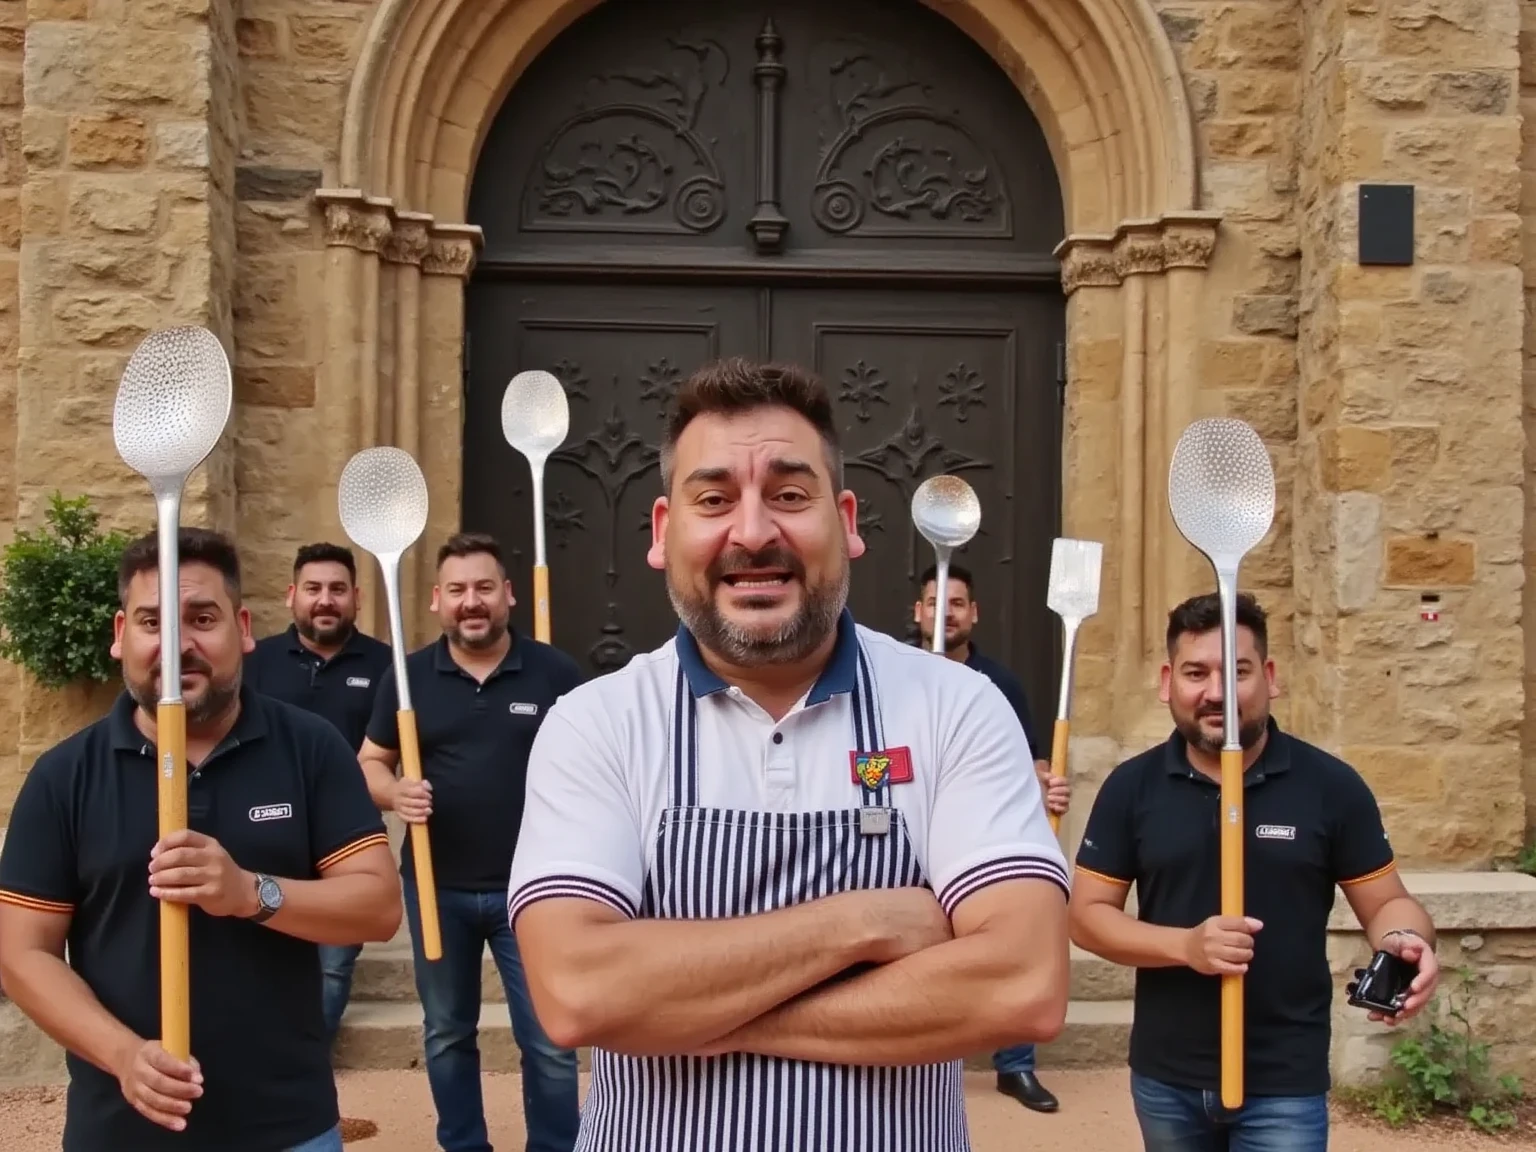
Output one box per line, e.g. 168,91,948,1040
0,1069,1517,1150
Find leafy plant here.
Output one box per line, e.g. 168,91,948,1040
1360,965,1523,1134
0,492,135,689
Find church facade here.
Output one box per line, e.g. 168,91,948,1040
0,0,1530,894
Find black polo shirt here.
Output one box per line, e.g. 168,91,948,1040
1075,718,1396,1096
244,623,392,751
0,687,388,1152
963,643,1041,753
365,631,583,892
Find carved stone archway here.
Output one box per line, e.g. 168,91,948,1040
315,0,1221,754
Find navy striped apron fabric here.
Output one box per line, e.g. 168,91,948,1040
574,642,971,1151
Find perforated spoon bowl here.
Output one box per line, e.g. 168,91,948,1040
112,324,233,1062
338,446,442,961
1168,416,1276,1110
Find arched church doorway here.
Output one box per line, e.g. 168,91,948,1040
461,0,1067,715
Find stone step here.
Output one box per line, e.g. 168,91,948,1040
331,999,1135,1074
351,943,1136,1004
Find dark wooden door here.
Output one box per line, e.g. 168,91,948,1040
462,0,1068,718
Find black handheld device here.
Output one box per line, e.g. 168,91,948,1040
1345,949,1416,1015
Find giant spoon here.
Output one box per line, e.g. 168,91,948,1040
112,324,233,1061
338,446,442,961
1167,416,1276,1109
911,475,981,654
502,371,570,644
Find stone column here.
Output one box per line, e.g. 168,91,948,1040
315,190,481,649
15,1,241,755
1294,0,1525,864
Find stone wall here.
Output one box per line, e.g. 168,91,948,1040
1522,0,1536,836
0,2,22,819
1289,0,1527,866
232,0,372,631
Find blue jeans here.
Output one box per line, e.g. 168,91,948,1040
319,943,361,1042
1130,1072,1328,1152
288,1125,343,1152
992,1043,1036,1073
403,871,580,1152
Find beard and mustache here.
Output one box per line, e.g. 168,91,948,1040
667,542,848,666
124,652,239,726
449,604,507,650
1177,702,1268,755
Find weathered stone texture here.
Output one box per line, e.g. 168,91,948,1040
1521,0,1536,836
1292,0,1526,866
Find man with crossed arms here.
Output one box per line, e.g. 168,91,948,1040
508,357,1070,1152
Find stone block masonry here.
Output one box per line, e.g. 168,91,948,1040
1292,0,1526,866
13,0,241,786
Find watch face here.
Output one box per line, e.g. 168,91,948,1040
258,877,283,910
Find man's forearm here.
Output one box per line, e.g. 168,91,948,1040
1070,901,1189,970
1365,896,1436,951
530,892,885,1056
701,927,1067,1066
243,867,402,945
359,756,399,811
1,950,140,1079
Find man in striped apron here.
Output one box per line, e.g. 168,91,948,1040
508,357,1072,1150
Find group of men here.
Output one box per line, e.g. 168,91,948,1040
0,356,1439,1152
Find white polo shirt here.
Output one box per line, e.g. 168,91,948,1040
507,615,1069,923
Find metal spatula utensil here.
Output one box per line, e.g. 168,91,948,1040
502,371,570,644
338,446,442,962
112,324,233,1062
1044,538,1103,835
1167,416,1276,1109
911,475,981,654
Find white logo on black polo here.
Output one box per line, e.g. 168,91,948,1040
347,676,371,688
510,702,539,716
250,804,293,823
1255,824,1295,840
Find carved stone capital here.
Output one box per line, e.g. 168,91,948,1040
312,189,485,280
1055,234,1119,294
316,188,395,254
422,223,484,278
384,210,433,266
1055,212,1225,294
1113,219,1165,278
1160,211,1223,270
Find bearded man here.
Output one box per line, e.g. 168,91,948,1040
506,357,1070,1152
0,527,399,1152
1068,591,1441,1152
243,541,392,1043
357,531,584,1152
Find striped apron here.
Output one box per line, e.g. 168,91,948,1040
574,641,971,1152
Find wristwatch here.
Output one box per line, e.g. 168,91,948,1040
249,873,284,924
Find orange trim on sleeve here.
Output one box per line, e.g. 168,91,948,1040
0,889,73,914
1074,865,1132,887
1339,861,1397,887
317,832,391,872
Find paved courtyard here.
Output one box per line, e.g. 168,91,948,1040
0,1069,1513,1151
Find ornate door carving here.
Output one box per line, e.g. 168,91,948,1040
464,0,1067,714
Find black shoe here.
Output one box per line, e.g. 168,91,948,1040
996,1070,1060,1113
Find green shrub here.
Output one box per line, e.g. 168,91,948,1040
0,492,136,689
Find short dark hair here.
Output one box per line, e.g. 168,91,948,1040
1166,591,1268,659
918,562,975,600
292,542,356,582
659,357,843,492
118,527,242,609
436,531,506,574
